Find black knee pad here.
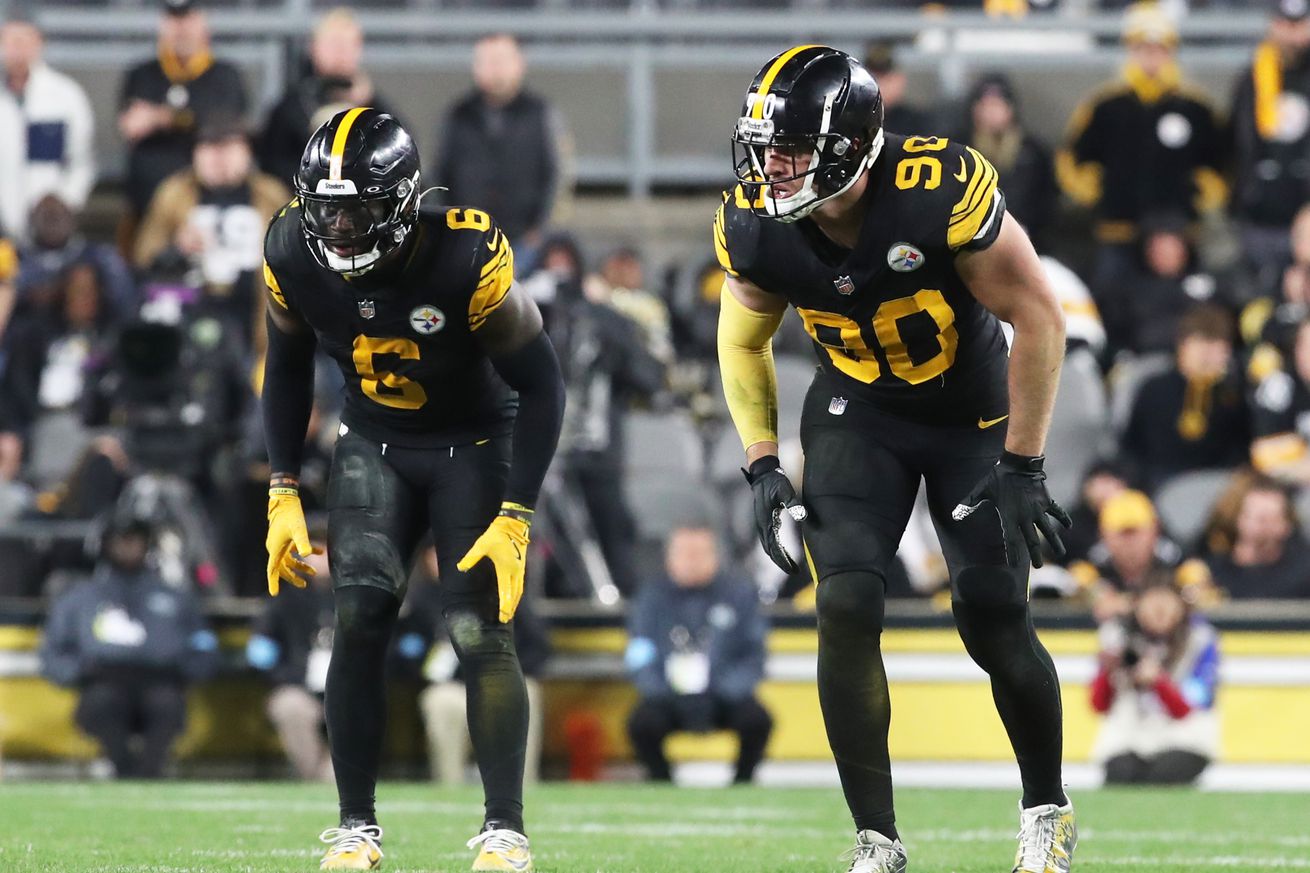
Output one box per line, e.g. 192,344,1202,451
334,584,399,643
444,607,514,661
330,528,410,594
953,564,1029,609
815,570,886,636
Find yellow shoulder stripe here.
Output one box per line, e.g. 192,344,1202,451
263,261,289,310
469,233,516,331
713,204,738,277
947,147,999,250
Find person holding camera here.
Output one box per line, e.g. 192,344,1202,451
1089,584,1220,785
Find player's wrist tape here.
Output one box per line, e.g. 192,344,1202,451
497,501,534,524
999,451,1044,473
744,455,782,483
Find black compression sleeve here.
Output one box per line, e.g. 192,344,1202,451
262,313,317,477
490,329,566,508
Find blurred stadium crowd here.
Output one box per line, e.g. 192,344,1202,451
1,0,1310,781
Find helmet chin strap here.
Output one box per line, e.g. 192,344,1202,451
768,127,884,223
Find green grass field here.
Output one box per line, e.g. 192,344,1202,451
0,781,1306,872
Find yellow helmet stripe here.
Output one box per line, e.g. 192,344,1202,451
329,106,371,182
751,45,821,119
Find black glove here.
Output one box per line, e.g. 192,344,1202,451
743,455,808,574
951,451,1072,569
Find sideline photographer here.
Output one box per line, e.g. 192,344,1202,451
1090,584,1221,785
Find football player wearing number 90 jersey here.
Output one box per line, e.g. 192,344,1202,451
717,47,1076,873
262,108,563,872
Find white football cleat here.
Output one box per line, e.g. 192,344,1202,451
319,824,383,870
1013,800,1077,873
842,829,908,873
467,826,533,872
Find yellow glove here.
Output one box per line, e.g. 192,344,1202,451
266,485,322,596
457,503,532,623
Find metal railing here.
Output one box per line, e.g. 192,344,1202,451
29,7,1275,195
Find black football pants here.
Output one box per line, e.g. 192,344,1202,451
75,676,187,779
799,379,1065,838
627,694,774,784
325,429,529,832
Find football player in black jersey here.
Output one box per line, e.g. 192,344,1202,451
262,108,563,871
716,48,1076,873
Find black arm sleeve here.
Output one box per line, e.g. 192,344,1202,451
261,313,317,477
490,329,566,508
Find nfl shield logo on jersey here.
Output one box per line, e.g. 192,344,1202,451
828,396,848,415
887,242,925,273
833,275,855,296
410,305,446,335
358,299,376,319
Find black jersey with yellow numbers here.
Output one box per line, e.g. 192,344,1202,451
715,133,1011,425
263,200,518,448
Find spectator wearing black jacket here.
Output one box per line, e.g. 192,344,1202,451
863,42,933,136
1102,212,1222,357
434,34,565,251
1058,2,1226,292
540,237,665,595
0,260,116,442
257,8,396,189
1230,0,1310,291
116,0,248,222
960,73,1057,251
18,195,137,322
246,540,334,781
1204,477,1310,599
625,524,773,784
39,514,219,778
1122,305,1251,493
396,546,553,785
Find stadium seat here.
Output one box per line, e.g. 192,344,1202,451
624,411,704,479
1154,469,1236,548
624,476,718,543
1046,347,1110,507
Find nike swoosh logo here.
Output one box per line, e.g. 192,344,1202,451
954,156,968,182
977,414,1009,429
486,231,500,252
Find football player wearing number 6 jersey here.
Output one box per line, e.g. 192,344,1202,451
262,108,564,872
717,48,1076,873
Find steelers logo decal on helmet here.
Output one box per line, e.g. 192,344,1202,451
410,305,446,335
887,242,925,273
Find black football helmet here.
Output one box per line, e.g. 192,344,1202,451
732,45,884,222
295,107,421,274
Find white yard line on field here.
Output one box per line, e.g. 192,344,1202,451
1092,856,1310,868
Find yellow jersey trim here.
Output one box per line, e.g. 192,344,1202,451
468,232,516,332
263,261,288,310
